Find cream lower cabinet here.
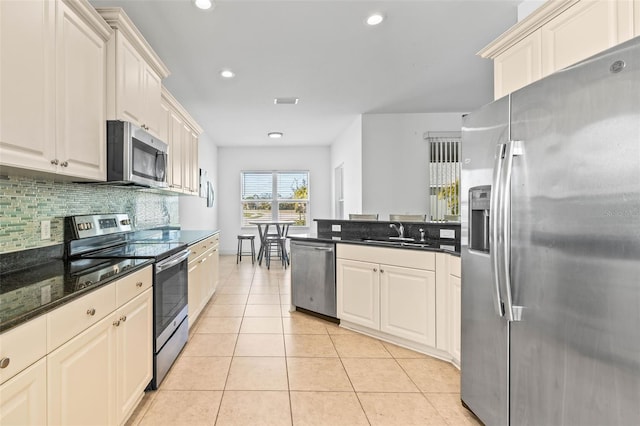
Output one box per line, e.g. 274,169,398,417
337,244,437,348
48,288,152,426
188,234,220,324
0,359,47,426
48,311,118,426
0,0,111,181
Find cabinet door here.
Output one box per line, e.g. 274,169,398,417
116,34,143,125
635,0,640,36
188,259,203,324
182,124,196,194
0,358,47,426
116,289,153,425
493,30,542,99
142,65,162,137
169,110,184,190
380,265,436,346
450,275,462,365
48,314,117,426
541,0,633,76
337,259,379,329
210,246,220,295
55,0,107,180
0,0,56,173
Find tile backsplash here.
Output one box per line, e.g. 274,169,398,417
0,175,179,253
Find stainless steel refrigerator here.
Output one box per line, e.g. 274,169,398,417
460,37,640,426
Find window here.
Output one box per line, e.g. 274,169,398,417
427,133,461,221
241,171,309,227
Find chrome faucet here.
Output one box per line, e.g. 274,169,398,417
390,223,404,238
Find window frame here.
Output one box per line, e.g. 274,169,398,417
240,170,310,228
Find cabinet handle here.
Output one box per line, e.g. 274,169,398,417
113,320,121,327
373,268,377,272
380,269,385,273
87,308,96,316
60,161,68,167
136,281,143,287
51,159,59,165
120,315,127,322
0,357,10,369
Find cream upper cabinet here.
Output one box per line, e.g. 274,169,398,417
97,7,169,138
493,30,542,99
540,0,633,75
0,0,111,180
55,0,108,180
161,86,203,195
482,0,636,99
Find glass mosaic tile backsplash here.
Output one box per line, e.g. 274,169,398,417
0,175,179,253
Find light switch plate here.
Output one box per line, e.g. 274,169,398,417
41,220,51,240
440,229,455,239
332,224,341,232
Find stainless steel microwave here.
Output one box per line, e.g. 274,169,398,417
106,121,168,188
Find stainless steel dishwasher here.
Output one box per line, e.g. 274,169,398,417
290,240,336,318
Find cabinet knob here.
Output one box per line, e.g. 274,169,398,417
136,281,143,287
51,159,59,165
380,269,385,273
120,315,127,322
86,308,96,316
113,320,121,327
0,357,10,369
60,161,68,167
373,268,378,272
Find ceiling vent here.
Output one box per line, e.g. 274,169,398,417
274,97,299,105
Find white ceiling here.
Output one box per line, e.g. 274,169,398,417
89,0,519,147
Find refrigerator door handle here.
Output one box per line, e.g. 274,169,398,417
490,143,506,317
501,140,523,322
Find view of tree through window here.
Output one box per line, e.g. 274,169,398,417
241,171,309,226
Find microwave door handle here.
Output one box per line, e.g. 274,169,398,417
156,152,167,181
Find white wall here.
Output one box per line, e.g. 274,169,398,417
218,146,332,255
361,112,463,221
179,133,219,230
330,116,362,219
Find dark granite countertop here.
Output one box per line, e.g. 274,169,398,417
0,255,153,333
288,234,460,256
0,228,219,333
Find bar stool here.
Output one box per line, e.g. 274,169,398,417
236,234,256,264
264,235,287,270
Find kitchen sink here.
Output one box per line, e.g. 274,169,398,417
362,239,432,248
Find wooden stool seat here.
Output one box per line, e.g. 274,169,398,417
236,234,256,264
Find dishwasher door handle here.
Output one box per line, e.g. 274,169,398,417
314,247,333,252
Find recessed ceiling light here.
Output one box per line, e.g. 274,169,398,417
274,97,299,105
220,69,235,78
366,13,384,26
268,132,284,139
194,0,214,10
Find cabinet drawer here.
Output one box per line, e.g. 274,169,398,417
47,283,116,352
0,315,47,385
189,234,219,262
449,255,461,278
337,244,436,270
116,266,152,307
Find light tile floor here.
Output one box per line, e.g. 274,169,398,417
127,255,482,426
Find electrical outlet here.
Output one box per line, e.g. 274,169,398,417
440,228,455,239
41,220,51,240
331,224,341,232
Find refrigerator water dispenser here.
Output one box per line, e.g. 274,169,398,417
469,186,491,253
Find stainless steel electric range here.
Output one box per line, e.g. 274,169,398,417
65,214,190,389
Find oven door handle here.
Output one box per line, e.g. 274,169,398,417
155,249,191,272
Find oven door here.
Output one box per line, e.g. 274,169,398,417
154,249,190,350
131,137,167,185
